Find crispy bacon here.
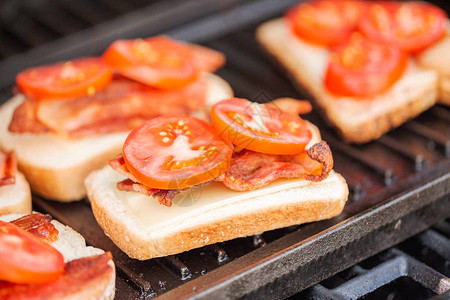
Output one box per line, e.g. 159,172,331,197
117,179,182,207
10,213,59,243
0,252,114,300
108,155,139,182
109,156,184,207
218,141,333,191
0,151,17,187
9,75,208,137
8,99,50,134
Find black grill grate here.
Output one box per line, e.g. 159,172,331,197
294,219,450,300
0,0,155,59
1,0,449,299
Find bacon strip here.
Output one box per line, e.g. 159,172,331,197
8,99,50,134
0,151,17,187
218,141,333,191
9,75,208,137
108,155,139,182
10,213,59,243
117,179,182,207
109,156,184,207
0,252,114,300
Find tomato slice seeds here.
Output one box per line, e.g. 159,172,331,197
211,98,312,155
122,115,232,190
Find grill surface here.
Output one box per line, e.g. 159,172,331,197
294,218,450,299
0,0,449,299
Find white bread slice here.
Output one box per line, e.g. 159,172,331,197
256,19,438,143
0,73,233,202
85,122,349,260
0,213,104,262
416,26,450,106
0,214,115,300
0,171,31,216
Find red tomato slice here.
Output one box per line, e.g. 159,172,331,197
16,57,113,100
324,33,408,97
286,0,364,46
359,1,448,53
0,220,64,285
123,115,232,190
103,36,200,89
211,98,312,155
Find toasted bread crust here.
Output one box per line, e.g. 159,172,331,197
0,172,32,216
86,166,348,260
17,146,122,202
416,26,450,106
256,19,438,143
439,76,450,105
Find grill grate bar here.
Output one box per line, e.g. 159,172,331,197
344,265,368,278
27,15,65,40
321,132,395,186
0,19,43,49
307,284,347,300
208,40,294,98
115,261,157,297
216,68,268,100
58,0,118,27
0,30,25,58
404,121,450,157
252,234,267,248
28,9,84,37
92,0,137,14
161,256,192,280
433,219,450,237
305,248,450,299
334,254,409,298
431,291,450,300
207,245,229,263
349,183,366,202
431,106,450,123
298,218,450,299
416,229,450,261
377,135,425,171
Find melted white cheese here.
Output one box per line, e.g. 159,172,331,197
102,122,323,230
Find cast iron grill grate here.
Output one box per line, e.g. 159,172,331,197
0,0,157,59
293,219,450,300
0,0,172,59
0,0,449,299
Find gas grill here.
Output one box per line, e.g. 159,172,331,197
0,0,449,299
